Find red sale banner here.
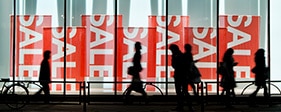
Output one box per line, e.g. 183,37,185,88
43,27,86,91
219,15,260,79
10,15,52,80
185,27,227,91
81,15,122,92
116,27,156,91
185,27,227,79
148,15,189,83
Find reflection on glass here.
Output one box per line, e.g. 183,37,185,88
13,0,59,92
84,0,116,94
219,0,268,94
3,0,271,95
116,0,167,95
166,0,217,94
0,1,13,78
82,14,120,94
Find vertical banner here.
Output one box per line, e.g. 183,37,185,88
43,27,86,91
148,15,189,89
10,15,52,80
81,15,122,92
185,27,218,79
116,27,156,91
219,15,260,79
185,27,227,91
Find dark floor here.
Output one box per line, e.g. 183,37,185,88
1,102,281,112
1,95,281,112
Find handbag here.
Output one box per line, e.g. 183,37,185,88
188,63,202,84
127,66,136,75
191,63,201,78
192,76,201,83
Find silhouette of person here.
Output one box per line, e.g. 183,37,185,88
35,50,51,103
250,49,268,98
125,42,147,103
169,44,193,111
220,48,237,108
183,44,200,97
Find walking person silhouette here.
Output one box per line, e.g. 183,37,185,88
35,50,51,103
249,49,269,106
169,44,194,111
183,44,200,97
125,42,147,104
220,48,237,108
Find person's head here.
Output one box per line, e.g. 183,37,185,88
169,44,180,54
255,48,265,56
184,44,192,52
43,50,51,59
135,41,142,50
226,48,234,55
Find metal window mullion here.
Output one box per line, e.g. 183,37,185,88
267,0,271,97
114,0,118,95
165,0,168,96
216,0,220,96
12,0,17,87
63,0,67,96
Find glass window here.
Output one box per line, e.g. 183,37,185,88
189,0,218,94
63,0,87,94
0,1,13,87
117,0,166,95
219,0,269,95
81,0,116,94
270,0,281,95
2,0,276,96
13,0,60,94
166,0,218,95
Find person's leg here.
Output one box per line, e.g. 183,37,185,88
225,88,232,108
231,88,236,97
183,83,193,111
124,85,133,104
262,84,268,97
35,88,43,95
42,83,50,103
138,88,148,104
251,86,261,97
190,82,200,106
190,83,198,96
221,88,225,96
229,88,236,105
173,80,184,110
125,85,133,96
182,82,190,97
249,86,261,107
135,82,147,97
140,89,147,97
